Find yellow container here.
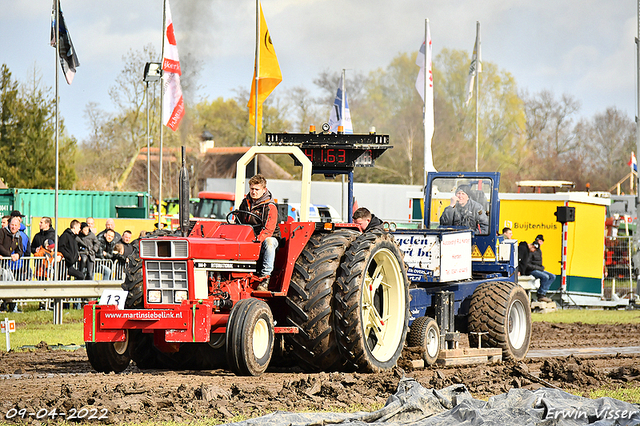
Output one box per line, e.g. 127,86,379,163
498,193,608,295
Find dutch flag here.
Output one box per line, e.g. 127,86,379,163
628,152,637,172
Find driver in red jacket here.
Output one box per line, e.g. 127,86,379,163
237,174,280,290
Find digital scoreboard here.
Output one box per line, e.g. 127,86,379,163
264,131,391,174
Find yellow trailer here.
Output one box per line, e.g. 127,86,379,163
409,190,610,300
498,193,609,298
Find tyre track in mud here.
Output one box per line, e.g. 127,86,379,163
0,321,638,423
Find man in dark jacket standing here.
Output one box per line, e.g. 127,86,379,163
529,234,555,303
0,216,22,311
353,207,384,232
31,217,56,254
77,222,99,279
59,220,84,280
121,230,135,259
237,174,279,290
0,216,23,264
97,218,121,245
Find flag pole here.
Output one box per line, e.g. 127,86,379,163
158,0,166,227
423,18,428,187
53,0,62,324
341,69,346,129
474,21,480,172
253,0,260,176
636,0,640,206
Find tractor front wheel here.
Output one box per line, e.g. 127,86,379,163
86,330,131,373
226,299,274,376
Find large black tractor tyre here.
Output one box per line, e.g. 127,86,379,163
467,281,532,361
407,316,440,366
86,254,141,373
334,231,410,373
121,230,174,308
285,229,360,371
86,330,131,373
226,298,275,376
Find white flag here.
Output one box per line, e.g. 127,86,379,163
418,22,436,172
162,0,184,131
465,22,481,106
328,74,353,134
415,35,429,101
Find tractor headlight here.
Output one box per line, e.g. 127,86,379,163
148,290,162,303
174,290,188,303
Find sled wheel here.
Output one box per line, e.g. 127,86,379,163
226,299,274,376
334,231,409,372
407,316,440,366
285,229,359,371
468,281,532,360
86,330,131,373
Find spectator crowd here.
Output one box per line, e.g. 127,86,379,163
0,212,144,282
0,211,152,312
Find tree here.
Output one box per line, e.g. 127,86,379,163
522,90,581,180
78,44,163,190
356,53,424,184
574,107,635,190
0,64,76,189
285,86,324,132
432,48,527,183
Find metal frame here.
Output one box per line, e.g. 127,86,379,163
234,146,312,222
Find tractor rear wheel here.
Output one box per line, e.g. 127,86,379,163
226,298,274,376
285,229,359,371
122,230,173,307
334,231,409,372
122,245,144,308
407,316,440,366
86,330,131,373
468,281,531,361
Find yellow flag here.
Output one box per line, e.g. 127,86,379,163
248,3,282,133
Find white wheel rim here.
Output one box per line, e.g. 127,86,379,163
252,317,269,360
508,299,527,350
426,325,439,358
113,330,129,355
361,248,406,363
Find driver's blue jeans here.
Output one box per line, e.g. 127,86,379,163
259,237,279,277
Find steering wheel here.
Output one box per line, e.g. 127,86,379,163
226,210,264,226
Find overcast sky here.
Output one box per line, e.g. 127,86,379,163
1,0,637,142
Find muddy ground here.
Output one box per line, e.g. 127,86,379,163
1,321,640,424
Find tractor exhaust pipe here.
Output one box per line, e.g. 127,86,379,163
179,146,190,237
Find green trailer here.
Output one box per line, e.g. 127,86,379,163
0,188,149,220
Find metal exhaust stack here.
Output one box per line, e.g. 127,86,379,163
179,146,190,237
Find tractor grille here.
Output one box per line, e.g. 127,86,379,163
140,239,188,258
145,261,188,304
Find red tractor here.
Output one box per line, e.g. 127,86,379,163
84,134,409,375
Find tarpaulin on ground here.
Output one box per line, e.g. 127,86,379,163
227,377,640,425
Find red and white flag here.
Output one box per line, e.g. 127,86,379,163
629,152,637,172
162,0,184,131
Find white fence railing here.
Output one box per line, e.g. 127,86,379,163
0,257,125,283
0,257,128,324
